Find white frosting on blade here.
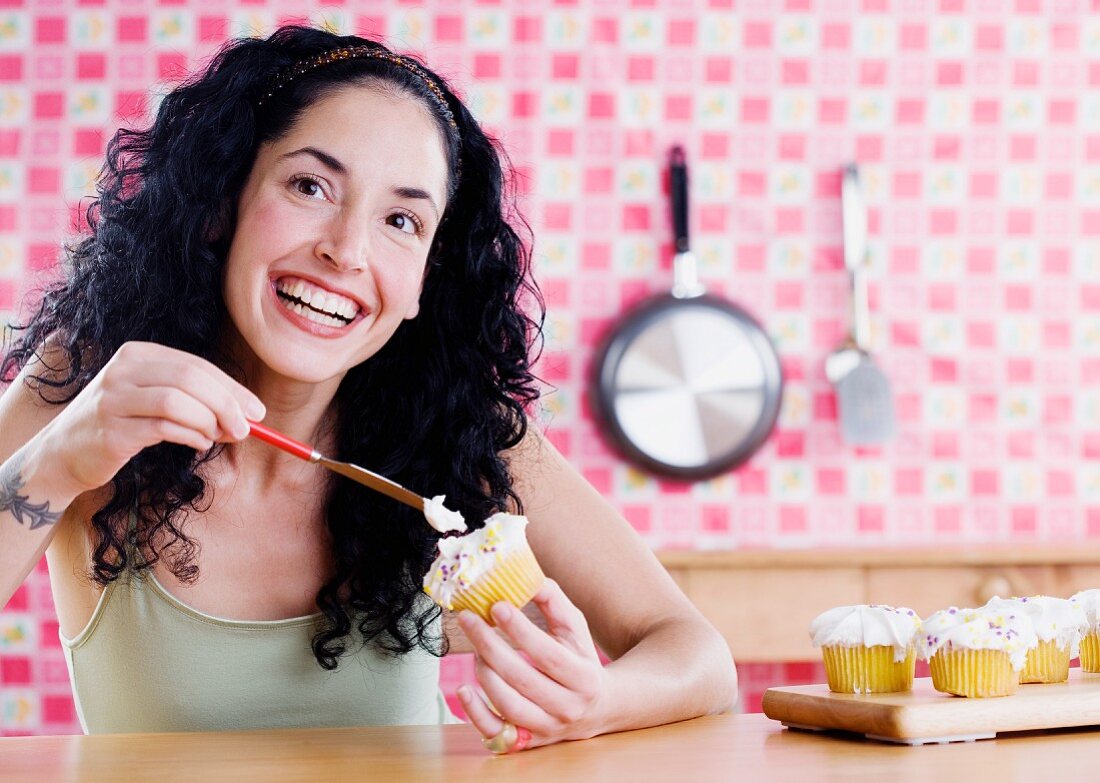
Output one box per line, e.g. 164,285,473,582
423,495,467,534
1071,589,1100,632
985,595,1088,656
918,606,1039,671
422,513,529,609
809,605,922,663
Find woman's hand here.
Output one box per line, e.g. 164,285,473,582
456,578,608,752
35,341,265,496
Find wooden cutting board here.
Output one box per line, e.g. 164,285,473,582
762,668,1100,745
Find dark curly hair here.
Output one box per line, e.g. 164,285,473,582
1,25,544,669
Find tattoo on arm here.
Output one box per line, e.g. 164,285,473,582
0,452,62,531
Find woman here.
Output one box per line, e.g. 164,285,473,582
0,25,735,750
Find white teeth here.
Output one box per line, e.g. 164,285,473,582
281,296,349,328
275,277,361,324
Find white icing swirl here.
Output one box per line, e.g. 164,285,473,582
423,495,467,534
984,595,1087,657
918,606,1039,671
810,605,922,663
422,513,529,609
1070,589,1100,632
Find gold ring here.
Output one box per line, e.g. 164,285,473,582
482,721,518,754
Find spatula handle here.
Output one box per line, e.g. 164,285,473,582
248,421,316,461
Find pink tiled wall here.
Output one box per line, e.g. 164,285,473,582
4,0,1100,734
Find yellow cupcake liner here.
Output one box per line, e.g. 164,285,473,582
1019,639,1071,684
821,645,915,694
448,545,546,625
1080,633,1100,673
929,648,1018,698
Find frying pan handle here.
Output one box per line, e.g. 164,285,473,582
249,421,316,461
670,146,690,252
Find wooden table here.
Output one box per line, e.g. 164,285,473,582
3,712,1099,782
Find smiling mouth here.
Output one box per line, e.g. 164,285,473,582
274,277,361,328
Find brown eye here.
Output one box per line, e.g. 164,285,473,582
388,211,423,235
290,175,325,200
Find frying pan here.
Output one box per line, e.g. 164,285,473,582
590,146,784,480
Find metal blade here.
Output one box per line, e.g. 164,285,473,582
317,457,425,511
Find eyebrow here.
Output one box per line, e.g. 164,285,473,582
279,146,440,219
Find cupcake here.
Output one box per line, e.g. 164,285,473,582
984,596,1087,683
1070,589,1100,672
422,512,546,625
919,606,1038,698
809,605,922,694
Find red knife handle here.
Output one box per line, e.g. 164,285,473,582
249,421,316,461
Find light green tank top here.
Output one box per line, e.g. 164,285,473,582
60,566,458,734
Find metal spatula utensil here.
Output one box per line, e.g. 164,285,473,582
826,164,895,446
248,421,426,510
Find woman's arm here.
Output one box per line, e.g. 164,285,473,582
456,426,736,747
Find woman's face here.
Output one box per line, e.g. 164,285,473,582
222,83,450,386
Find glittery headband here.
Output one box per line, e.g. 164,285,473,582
257,46,460,138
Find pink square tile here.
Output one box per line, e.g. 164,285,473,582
743,21,772,49
1012,61,1039,86
35,17,65,44
934,507,962,534
473,54,501,79
971,469,998,495
816,468,845,495
821,23,850,49
818,98,846,125
667,19,695,46
738,468,767,495
975,24,1003,51
76,53,105,80
1,657,32,685
779,507,806,533
774,281,803,309
1011,507,1038,535
896,99,925,125
1043,322,1070,350
0,55,23,81
198,15,227,43
621,205,650,231
512,15,541,42
704,57,732,83
1006,358,1034,382
116,16,147,43
1010,135,1037,161
858,506,884,533
664,95,691,122
855,136,883,161
895,469,923,496
1008,432,1036,458
972,99,999,125
937,61,963,86
741,97,769,124
899,24,927,50
627,56,654,82
1048,470,1074,497
591,17,618,44
702,505,730,532
1049,100,1075,125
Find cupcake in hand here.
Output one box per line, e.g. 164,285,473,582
422,512,546,625
810,605,922,694
984,596,1087,683
1070,589,1100,672
919,606,1038,698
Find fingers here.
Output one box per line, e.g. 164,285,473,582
530,579,599,659
104,343,265,443
460,608,594,726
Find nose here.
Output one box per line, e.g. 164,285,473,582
314,212,369,273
